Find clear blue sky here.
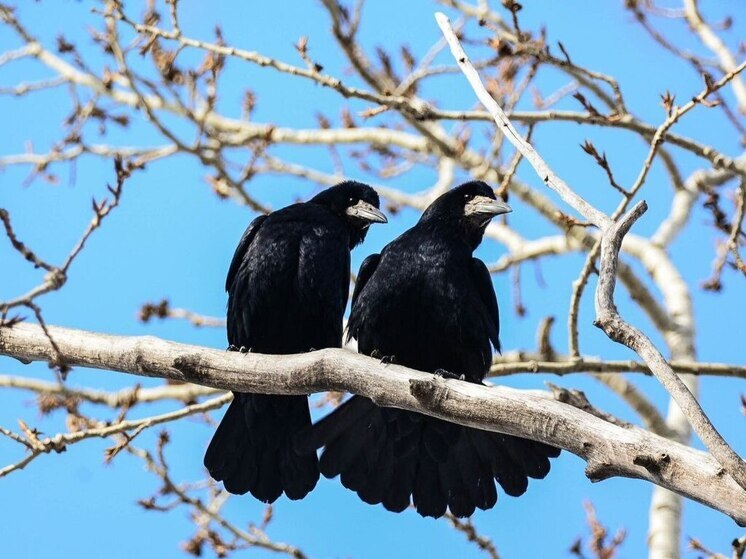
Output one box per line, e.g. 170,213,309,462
1,1,744,557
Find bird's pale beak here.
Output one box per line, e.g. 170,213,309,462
346,200,388,223
465,195,512,217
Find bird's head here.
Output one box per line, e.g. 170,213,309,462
310,180,387,247
420,181,511,247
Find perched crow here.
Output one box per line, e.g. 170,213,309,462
204,181,386,503
300,181,560,518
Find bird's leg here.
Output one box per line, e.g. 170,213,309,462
434,368,466,381
227,344,239,352
239,346,251,354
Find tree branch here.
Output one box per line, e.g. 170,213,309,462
489,354,746,379
0,322,744,524
436,9,746,495
435,12,609,227
594,202,746,490
683,0,746,113
0,389,229,478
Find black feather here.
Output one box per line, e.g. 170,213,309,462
305,182,559,517
204,181,384,504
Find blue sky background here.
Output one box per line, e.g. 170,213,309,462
1,1,745,557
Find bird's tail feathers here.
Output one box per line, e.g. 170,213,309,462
204,393,320,503
303,397,560,517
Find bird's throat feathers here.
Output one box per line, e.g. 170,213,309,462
418,213,488,251
347,224,369,249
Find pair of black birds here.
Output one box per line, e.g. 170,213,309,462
204,180,560,519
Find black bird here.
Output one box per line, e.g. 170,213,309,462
204,181,386,503
300,181,560,518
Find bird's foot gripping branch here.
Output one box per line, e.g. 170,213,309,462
1,322,744,525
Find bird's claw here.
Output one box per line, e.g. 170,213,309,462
370,350,397,365
434,369,465,381
239,346,250,354
227,344,239,352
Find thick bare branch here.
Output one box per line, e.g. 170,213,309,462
0,322,744,524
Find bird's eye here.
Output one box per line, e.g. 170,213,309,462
349,197,355,203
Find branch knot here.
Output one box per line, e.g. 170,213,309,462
409,376,450,410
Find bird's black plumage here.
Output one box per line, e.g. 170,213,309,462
300,181,560,517
204,180,386,503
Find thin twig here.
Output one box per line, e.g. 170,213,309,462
0,393,230,478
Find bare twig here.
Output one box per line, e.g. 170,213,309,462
0,391,230,478
0,374,220,406
435,12,609,227
139,299,225,328
130,437,307,558
683,0,746,113
444,513,500,559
